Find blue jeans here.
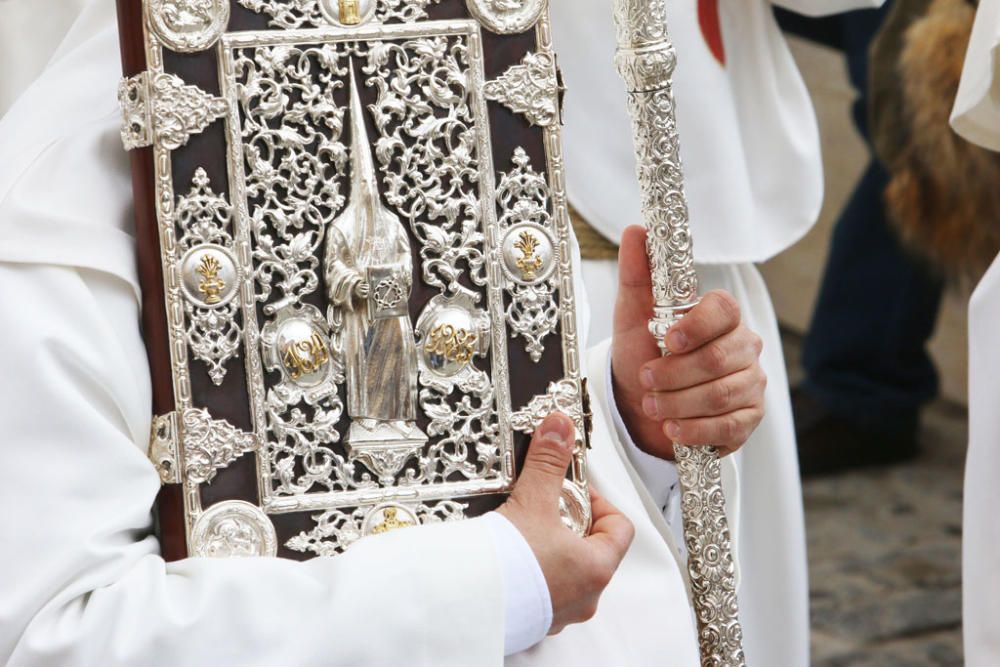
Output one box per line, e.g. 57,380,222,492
801,163,943,433
800,2,944,432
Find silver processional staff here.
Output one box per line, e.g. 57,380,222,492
612,1,747,665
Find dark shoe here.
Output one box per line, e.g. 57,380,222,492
792,388,919,477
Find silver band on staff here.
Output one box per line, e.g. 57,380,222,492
612,1,747,665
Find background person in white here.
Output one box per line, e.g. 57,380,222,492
0,1,772,664
551,1,884,665
950,4,1000,663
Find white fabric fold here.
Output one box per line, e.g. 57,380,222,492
951,0,1000,150
603,349,686,561
950,5,1000,663
0,262,507,666
0,0,89,118
482,513,553,655
551,0,884,265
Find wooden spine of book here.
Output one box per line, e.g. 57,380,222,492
114,1,188,561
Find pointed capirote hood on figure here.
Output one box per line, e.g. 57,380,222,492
333,63,405,263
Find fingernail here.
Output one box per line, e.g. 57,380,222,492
640,368,654,389
642,395,658,418
666,421,681,439
668,329,688,352
539,414,573,450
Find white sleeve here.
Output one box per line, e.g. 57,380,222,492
603,346,686,558
951,0,1000,150
0,261,506,667
482,513,553,655
770,0,885,17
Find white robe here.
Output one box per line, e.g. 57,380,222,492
0,0,88,117
950,4,1000,664
551,2,883,665
0,2,729,665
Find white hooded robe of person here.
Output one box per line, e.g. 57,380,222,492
550,2,884,665
950,3,1000,663
0,2,755,665
0,0,88,117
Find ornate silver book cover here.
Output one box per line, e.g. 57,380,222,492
117,0,590,561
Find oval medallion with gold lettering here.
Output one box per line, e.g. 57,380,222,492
276,318,332,388
416,297,490,378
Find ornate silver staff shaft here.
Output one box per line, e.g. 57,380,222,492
612,2,746,665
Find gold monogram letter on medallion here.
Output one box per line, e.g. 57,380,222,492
426,325,478,366
281,332,331,382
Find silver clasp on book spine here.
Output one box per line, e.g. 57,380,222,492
118,71,227,151
148,409,258,487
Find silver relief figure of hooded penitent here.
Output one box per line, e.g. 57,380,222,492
324,69,428,484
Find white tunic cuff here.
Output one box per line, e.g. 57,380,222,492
482,512,553,655
605,348,687,558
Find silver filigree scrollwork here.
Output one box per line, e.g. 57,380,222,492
153,73,228,151
364,36,489,297
358,33,505,491
219,25,515,524
511,378,585,436
236,0,326,28
191,501,277,557
614,1,745,665
236,0,442,29
466,0,546,34
147,0,230,53
286,500,467,556
484,51,562,128
180,408,259,485
175,168,243,385
413,294,500,488
496,148,559,362
232,41,369,501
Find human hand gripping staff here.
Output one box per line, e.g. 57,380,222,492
613,1,747,664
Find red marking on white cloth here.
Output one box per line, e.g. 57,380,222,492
698,0,726,66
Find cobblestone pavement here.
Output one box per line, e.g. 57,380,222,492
784,335,967,666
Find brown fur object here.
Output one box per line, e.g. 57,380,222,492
885,0,1000,280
